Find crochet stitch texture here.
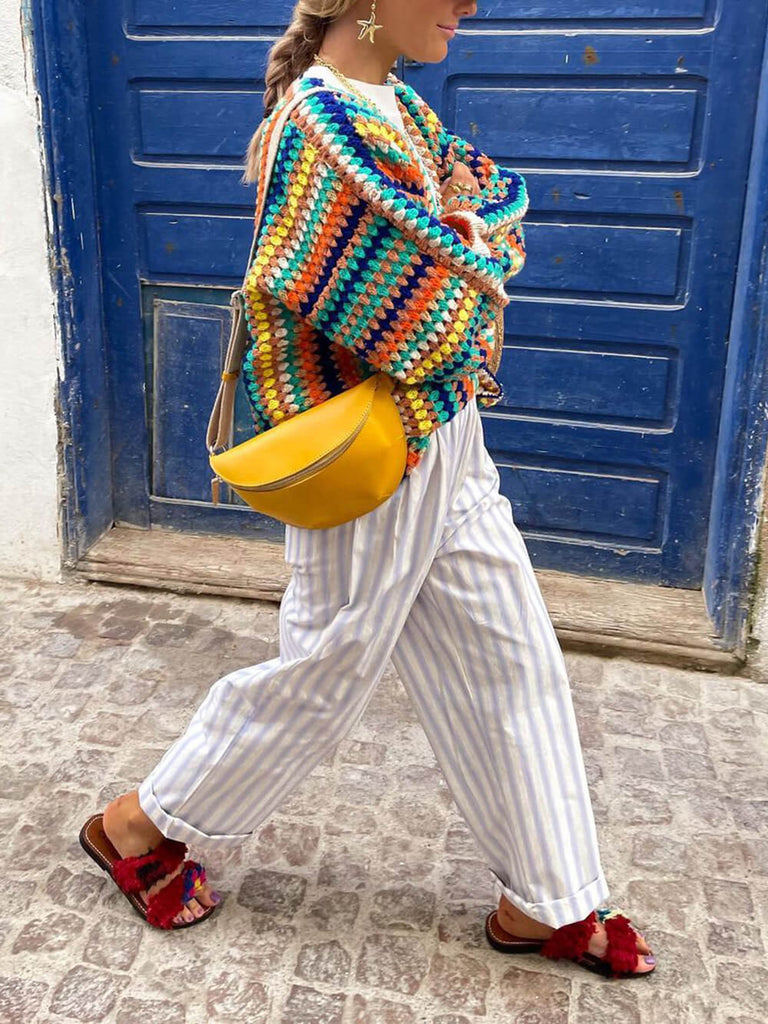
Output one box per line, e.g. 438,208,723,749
242,72,528,475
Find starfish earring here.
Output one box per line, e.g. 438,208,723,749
357,0,383,42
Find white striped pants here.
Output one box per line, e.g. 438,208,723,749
138,397,609,928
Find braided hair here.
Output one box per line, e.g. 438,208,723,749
241,0,356,183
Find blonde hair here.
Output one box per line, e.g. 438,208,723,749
241,0,356,184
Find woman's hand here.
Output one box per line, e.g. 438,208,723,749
440,161,482,200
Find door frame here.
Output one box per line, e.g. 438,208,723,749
27,0,768,655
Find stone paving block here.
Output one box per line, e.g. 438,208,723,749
688,835,749,879
377,833,437,885
645,927,707,991
370,884,436,931
216,912,296,973
254,820,321,868
237,868,307,917
742,836,768,875
675,786,736,831
82,913,144,971
729,798,768,833
426,952,490,1017
495,964,571,1024
703,878,754,919
295,939,351,986
318,842,372,890
335,765,390,805
707,918,764,956
356,934,429,996
625,878,702,933
49,964,128,1021
325,804,380,836
658,720,710,750
351,993,416,1023
443,859,494,902
662,746,718,781
115,996,186,1024
631,834,689,874
610,783,673,826
0,762,46,800
41,632,82,657
616,746,665,782
340,740,388,766
641,991,716,1024
716,961,768,1016
572,982,644,1024
444,824,480,859
306,891,361,931
603,706,659,740
280,984,345,1024
105,673,159,706
11,909,85,955
435,902,489,949
0,975,49,1024
278,775,332,818
205,971,270,1022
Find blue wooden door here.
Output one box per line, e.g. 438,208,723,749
85,1,767,583
405,0,768,585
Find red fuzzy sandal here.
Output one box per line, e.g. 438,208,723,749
485,906,655,979
79,813,218,930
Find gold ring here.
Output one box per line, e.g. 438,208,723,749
451,182,474,195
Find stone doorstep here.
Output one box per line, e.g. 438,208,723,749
74,525,741,673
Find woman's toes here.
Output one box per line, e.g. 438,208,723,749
185,898,206,918
195,884,221,908
636,953,656,973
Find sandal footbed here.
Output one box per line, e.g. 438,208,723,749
79,813,216,930
484,910,654,979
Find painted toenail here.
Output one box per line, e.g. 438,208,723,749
210,892,221,903
644,955,656,965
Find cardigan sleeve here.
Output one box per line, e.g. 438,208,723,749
437,128,528,283
244,109,512,388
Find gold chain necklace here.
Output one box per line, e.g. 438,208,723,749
311,54,441,214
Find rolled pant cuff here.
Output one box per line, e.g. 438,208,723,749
137,778,252,851
493,871,611,930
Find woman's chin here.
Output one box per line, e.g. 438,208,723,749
409,41,450,64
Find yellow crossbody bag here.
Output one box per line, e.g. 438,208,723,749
206,88,407,530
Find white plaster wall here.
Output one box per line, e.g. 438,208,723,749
0,0,61,579
747,476,768,680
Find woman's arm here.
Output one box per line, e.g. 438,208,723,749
437,127,528,282
245,105,511,388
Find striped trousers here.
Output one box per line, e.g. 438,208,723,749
138,397,609,928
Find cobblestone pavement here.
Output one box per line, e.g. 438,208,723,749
1,573,767,1024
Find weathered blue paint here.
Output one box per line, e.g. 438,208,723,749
24,0,114,562
704,23,768,654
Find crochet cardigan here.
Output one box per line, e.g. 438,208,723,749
241,71,528,475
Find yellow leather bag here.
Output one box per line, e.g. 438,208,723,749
206,87,407,530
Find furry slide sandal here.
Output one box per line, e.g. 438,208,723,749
485,906,655,979
79,813,218,930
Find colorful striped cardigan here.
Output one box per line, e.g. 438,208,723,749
242,71,528,475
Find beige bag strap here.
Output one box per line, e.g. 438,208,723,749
206,85,327,456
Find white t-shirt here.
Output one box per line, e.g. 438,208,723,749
302,63,406,133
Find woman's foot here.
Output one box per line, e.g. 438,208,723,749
103,791,220,926
497,895,656,975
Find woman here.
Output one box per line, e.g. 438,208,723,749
81,0,657,979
